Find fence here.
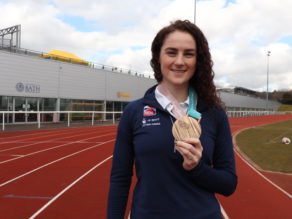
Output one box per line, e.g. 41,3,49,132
0,111,123,131
1,110,291,131
226,111,291,118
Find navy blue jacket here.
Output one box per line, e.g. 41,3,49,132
107,85,237,219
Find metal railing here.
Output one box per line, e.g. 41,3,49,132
1,111,123,131
226,110,292,118
0,45,154,79
1,110,291,131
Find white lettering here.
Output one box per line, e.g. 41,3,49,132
24,84,41,93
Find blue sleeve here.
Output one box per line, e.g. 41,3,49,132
187,108,237,196
107,104,135,218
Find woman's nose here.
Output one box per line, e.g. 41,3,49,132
174,54,184,65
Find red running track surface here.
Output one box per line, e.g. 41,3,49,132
0,115,291,218
218,115,292,219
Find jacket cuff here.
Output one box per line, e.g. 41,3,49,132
186,160,205,177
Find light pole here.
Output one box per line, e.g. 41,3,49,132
194,0,197,24
266,51,271,111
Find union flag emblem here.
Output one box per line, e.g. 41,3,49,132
143,105,156,117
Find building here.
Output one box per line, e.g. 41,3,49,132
0,48,155,123
0,25,281,124
217,87,280,111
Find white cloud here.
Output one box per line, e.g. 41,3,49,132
196,0,292,91
0,0,291,91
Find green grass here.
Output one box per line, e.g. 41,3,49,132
236,120,292,173
278,104,292,111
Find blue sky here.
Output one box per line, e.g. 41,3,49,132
278,35,292,46
0,0,292,91
57,15,102,32
223,0,237,7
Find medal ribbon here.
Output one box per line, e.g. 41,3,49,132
157,84,201,120
188,86,201,120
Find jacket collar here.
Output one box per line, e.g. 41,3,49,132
142,85,164,111
142,84,207,113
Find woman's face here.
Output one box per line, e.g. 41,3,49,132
159,30,197,88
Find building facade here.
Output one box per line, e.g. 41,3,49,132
0,49,280,124
0,49,155,123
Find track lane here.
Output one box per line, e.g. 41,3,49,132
0,126,117,148
0,115,291,218
218,115,292,219
0,133,116,185
0,139,115,218
30,156,113,219
32,153,136,219
0,130,114,157
0,126,111,143
0,126,117,164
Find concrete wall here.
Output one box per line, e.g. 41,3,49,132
218,91,281,111
0,50,156,101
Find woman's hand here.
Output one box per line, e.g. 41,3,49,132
175,138,203,171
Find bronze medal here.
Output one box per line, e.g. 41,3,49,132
172,115,201,141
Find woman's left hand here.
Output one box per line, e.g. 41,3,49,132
175,138,203,171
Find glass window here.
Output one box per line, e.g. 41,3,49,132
0,96,8,111
60,99,106,112
94,100,105,111
71,100,100,111
14,97,26,111
114,101,122,111
14,97,26,122
106,101,114,111
60,99,72,111
83,100,95,111
26,98,38,111
40,98,57,111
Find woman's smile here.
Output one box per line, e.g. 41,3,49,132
159,30,197,89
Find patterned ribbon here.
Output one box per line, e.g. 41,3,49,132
157,84,201,120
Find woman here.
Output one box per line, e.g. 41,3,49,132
107,20,237,219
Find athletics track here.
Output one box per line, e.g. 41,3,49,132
0,115,291,218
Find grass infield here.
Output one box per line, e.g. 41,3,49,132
278,104,292,111
236,120,292,173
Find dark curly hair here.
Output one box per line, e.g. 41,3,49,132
150,20,221,108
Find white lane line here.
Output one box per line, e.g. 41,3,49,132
0,128,87,144
0,130,65,142
0,127,113,148
0,129,92,149
0,125,113,142
9,154,25,157
29,155,113,219
0,139,114,187
220,204,229,219
233,130,292,199
0,141,104,144
0,132,115,164
234,147,292,199
0,129,112,152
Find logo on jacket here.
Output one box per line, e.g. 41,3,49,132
143,105,156,117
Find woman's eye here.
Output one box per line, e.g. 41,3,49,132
185,53,195,57
166,51,176,56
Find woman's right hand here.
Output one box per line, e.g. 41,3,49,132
175,138,203,171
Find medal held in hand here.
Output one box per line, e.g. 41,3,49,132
158,85,202,141
172,87,201,140
172,115,201,140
